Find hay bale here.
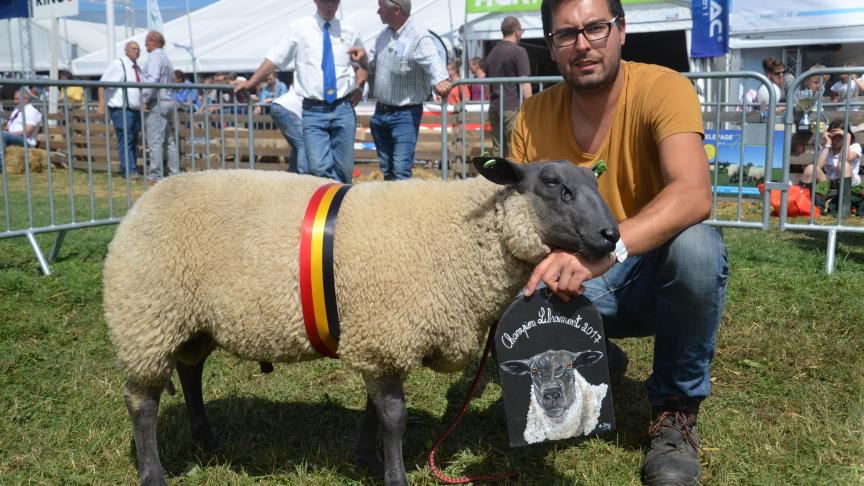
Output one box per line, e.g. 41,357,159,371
4,146,48,174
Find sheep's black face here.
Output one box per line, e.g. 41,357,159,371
475,158,619,260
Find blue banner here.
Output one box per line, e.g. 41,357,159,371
691,0,729,58
0,0,29,20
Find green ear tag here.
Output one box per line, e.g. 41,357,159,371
592,160,607,178
483,159,497,168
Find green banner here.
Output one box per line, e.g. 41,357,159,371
466,0,659,14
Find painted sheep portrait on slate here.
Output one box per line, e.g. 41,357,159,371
500,349,607,444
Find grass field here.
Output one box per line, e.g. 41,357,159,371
1,171,863,485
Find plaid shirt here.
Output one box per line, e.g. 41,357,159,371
369,18,448,107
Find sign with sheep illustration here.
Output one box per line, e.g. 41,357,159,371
496,290,615,447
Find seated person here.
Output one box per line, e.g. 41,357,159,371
800,119,862,214
254,73,288,114
829,63,864,110
757,57,786,112
1,88,43,170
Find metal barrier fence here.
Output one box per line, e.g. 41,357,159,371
440,72,779,233
0,78,255,275
777,66,864,274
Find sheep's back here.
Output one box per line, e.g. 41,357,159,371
104,170,326,379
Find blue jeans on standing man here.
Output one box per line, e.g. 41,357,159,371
109,107,142,177
270,104,307,174
370,104,423,180
301,97,355,183
583,223,728,409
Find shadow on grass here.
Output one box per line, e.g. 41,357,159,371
150,393,577,484
783,229,864,266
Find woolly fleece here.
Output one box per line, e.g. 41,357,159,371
103,170,552,386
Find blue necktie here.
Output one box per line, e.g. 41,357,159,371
322,22,337,103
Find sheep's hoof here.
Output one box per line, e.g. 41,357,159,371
192,428,220,454
259,362,274,374
355,454,385,477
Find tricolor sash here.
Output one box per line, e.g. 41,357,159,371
299,183,352,358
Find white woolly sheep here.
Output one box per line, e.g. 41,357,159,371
501,350,607,444
103,157,619,486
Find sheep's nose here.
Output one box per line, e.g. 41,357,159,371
601,227,619,244
543,388,562,402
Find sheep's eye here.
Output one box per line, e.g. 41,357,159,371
531,367,539,374
561,186,574,202
543,177,560,187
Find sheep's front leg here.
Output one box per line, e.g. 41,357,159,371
355,394,385,474
363,375,408,486
125,381,167,486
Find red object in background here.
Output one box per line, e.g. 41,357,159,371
352,168,361,179
758,183,820,218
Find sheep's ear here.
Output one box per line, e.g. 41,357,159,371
500,359,532,376
571,350,603,369
473,157,526,186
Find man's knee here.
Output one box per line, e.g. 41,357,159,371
662,224,728,288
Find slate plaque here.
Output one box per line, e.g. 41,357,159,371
496,289,615,447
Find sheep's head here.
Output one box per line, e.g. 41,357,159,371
500,350,604,418
476,157,619,261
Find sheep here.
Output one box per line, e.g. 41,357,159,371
726,163,741,183
500,350,607,444
103,157,620,486
746,165,766,184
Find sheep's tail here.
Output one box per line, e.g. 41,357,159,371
427,321,519,484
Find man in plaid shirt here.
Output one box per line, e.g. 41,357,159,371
350,0,451,180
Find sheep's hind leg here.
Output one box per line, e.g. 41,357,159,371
176,358,219,453
125,381,168,486
355,394,385,475
363,375,408,486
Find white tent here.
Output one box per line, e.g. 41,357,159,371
729,1,864,49
71,0,467,76
0,18,141,72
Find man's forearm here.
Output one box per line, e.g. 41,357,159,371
246,60,277,90
521,82,532,100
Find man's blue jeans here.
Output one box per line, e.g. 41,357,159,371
0,132,28,170
370,105,423,180
270,104,307,174
302,98,355,183
109,107,142,177
583,224,728,408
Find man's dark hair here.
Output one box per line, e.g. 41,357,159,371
541,0,625,38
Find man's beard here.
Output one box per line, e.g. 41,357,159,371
562,50,622,92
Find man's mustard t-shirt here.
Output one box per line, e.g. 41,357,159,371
510,61,704,222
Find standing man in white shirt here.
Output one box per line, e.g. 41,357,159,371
349,0,451,180
0,89,43,171
236,0,365,183
97,41,143,179
141,31,179,181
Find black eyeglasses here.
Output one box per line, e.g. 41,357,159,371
546,17,619,48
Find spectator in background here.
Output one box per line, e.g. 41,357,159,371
0,88,43,171
173,69,200,111
270,81,307,174
757,57,786,111
58,70,84,106
141,30,179,181
484,15,532,157
468,56,489,101
801,119,862,215
830,63,864,110
446,59,470,106
349,0,450,180
255,72,288,114
97,40,143,179
237,0,366,184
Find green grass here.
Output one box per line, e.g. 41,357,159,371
1,173,863,485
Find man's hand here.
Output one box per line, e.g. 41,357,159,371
351,88,363,106
524,250,614,302
348,47,368,69
232,79,254,94
434,79,452,98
